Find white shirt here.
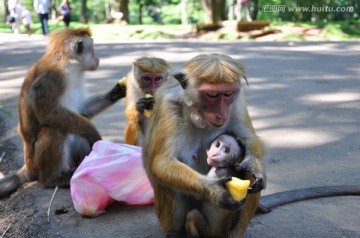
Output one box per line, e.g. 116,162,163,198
33,0,51,14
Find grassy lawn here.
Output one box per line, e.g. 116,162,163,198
0,20,359,41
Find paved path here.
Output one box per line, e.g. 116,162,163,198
0,33,359,237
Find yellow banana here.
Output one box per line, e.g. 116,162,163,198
118,77,127,86
225,177,250,201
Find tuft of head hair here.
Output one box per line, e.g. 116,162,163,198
45,28,92,59
184,53,247,84
134,57,171,73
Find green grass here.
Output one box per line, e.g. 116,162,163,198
0,20,359,41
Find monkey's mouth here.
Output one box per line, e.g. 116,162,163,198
208,122,225,128
208,157,225,167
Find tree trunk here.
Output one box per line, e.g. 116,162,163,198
200,0,226,24
251,0,258,20
181,0,189,25
120,0,129,23
4,0,9,22
228,0,236,20
138,4,143,24
80,0,88,23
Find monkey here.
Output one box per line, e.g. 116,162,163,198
142,53,265,238
186,133,247,237
124,57,172,146
0,27,126,198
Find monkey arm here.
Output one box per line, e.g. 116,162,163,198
230,96,266,194
80,83,126,118
148,152,242,210
29,75,101,146
37,105,101,146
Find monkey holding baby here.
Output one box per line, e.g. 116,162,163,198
0,28,126,197
142,53,360,238
142,53,265,237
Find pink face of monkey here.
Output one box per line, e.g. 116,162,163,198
207,135,241,168
139,72,165,95
199,82,240,127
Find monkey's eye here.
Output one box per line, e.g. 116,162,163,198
206,92,219,98
155,76,163,81
215,141,220,148
75,40,83,54
223,146,230,154
224,91,235,97
143,76,151,81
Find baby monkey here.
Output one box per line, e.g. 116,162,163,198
186,134,247,237
206,134,245,178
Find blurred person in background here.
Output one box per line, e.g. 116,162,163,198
8,0,23,34
22,6,33,36
33,0,51,35
57,0,72,28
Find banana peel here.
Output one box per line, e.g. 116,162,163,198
225,177,250,201
143,94,153,118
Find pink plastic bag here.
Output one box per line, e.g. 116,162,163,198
70,141,154,217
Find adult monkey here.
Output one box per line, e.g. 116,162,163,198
124,57,172,146
0,28,126,198
142,53,265,237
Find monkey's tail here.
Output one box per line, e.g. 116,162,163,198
0,166,33,198
257,185,360,214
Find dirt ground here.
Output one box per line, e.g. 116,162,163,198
0,33,359,238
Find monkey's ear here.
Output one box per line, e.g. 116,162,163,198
172,72,187,89
75,39,83,54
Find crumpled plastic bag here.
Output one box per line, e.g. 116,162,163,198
70,141,154,217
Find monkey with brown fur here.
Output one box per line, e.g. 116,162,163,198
0,28,126,198
124,57,172,146
142,53,265,238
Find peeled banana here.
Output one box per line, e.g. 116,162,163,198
143,94,153,118
118,77,127,86
225,177,250,201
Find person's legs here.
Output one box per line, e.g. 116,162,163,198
39,13,50,35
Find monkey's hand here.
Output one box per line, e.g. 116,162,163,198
209,176,246,210
108,83,126,102
136,96,155,113
236,156,266,194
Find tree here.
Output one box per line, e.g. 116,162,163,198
200,0,226,24
4,0,9,22
80,0,88,23
112,0,129,23
181,0,189,24
120,0,129,23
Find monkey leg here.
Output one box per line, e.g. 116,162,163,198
32,127,69,187
186,208,219,238
124,121,140,145
153,183,192,236
186,201,234,238
124,107,141,145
